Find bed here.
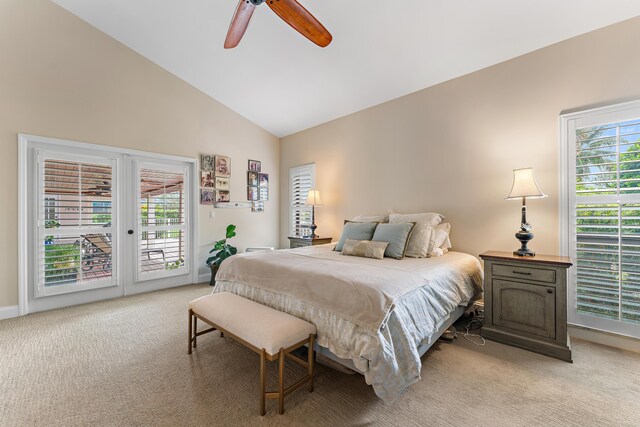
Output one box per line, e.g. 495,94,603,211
213,244,483,402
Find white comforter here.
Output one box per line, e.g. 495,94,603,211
213,245,483,402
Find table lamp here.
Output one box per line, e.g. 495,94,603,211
305,189,323,239
506,168,547,256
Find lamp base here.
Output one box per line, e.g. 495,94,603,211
309,223,318,239
514,230,535,257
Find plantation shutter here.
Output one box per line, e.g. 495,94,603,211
37,151,116,296
570,113,640,337
289,164,315,237
137,163,189,280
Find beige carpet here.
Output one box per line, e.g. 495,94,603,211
1,284,639,426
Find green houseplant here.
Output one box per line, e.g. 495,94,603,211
206,224,238,286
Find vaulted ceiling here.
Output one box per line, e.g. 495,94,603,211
52,0,640,137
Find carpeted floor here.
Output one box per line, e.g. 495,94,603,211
1,284,639,426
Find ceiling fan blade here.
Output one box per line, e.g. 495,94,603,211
266,0,332,47
224,0,256,49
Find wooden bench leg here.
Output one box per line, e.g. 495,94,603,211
193,315,198,348
260,349,266,416
279,348,285,415
308,334,314,393
188,309,193,355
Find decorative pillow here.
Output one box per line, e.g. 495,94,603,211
335,222,378,252
351,215,389,223
388,212,445,258
341,239,389,260
372,223,415,259
433,222,452,250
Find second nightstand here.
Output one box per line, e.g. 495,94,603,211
288,237,332,249
479,251,573,362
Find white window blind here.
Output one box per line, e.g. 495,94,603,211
289,164,315,237
37,153,115,296
567,103,640,338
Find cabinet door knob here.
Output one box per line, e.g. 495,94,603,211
547,289,553,294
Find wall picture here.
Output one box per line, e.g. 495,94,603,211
252,201,264,212
215,177,230,191
247,171,259,187
215,155,231,178
201,171,215,188
200,189,214,205
248,159,261,172
247,186,259,201
215,190,230,203
259,187,269,201
259,173,269,187
200,154,215,171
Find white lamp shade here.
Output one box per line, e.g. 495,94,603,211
305,189,323,207
506,168,547,200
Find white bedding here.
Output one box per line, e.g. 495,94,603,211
213,245,483,402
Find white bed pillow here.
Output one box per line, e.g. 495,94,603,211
351,215,389,223
434,222,451,249
388,211,445,258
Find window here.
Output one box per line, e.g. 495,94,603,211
562,100,640,338
289,164,315,237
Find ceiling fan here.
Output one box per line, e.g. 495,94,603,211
224,0,332,49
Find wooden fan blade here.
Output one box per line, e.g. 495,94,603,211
224,0,256,49
266,0,332,47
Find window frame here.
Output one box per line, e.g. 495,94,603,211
560,99,640,339
289,163,316,237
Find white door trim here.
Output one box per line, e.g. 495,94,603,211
17,134,199,315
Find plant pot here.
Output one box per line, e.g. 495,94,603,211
209,264,219,286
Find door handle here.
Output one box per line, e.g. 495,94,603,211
128,229,134,235
547,289,553,294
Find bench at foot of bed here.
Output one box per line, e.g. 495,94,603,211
188,292,317,415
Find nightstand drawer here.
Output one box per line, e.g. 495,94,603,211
492,263,556,284
290,241,308,249
493,279,556,339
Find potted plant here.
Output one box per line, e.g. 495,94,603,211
206,224,238,286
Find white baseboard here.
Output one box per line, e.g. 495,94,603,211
198,273,211,284
569,325,640,354
0,305,19,321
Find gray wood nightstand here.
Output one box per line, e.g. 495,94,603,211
288,237,332,249
479,251,573,362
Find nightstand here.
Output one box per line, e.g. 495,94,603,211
479,251,573,362
288,237,332,249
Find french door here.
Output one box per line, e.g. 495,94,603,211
22,135,197,314
125,158,193,294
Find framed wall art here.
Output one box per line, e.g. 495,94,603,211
200,154,215,171
200,189,214,205
215,155,231,178
215,177,230,191
248,159,261,172
215,190,230,203
247,186,259,201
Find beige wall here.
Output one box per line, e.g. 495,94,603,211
280,17,640,256
0,0,280,307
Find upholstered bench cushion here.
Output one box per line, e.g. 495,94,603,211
189,292,316,357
